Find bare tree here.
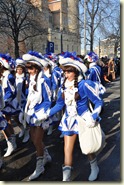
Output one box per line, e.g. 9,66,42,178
0,0,48,58
79,0,120,52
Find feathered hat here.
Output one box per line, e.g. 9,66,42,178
44,52,58,68
84,51,99,63
0,53,15,70
16,58,25,67
22,51,48,67
59,51,87,74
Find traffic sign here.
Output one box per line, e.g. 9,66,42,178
47,41,54,53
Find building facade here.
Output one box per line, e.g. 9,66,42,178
47,0,80,54
0,0,81,57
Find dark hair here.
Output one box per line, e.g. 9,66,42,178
44,64,52,74
26,62,41,91
16,65,29,93
16,65,26,73
26,62,41,71
0,63,15,76
61,65,81,101
61,65,79,74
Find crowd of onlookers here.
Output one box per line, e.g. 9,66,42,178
100,56,120,83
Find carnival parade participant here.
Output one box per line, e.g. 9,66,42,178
15,58,30,143
22,51,52,180
0,54,21,157
0,84,18,167
84,51,106,114
38,51,104,181
44,53,63,136
84,51,101,81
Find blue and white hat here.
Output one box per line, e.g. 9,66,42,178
16,58,25,67
0,53,15,70
44,53,58,68
59,51,87,74
84,51,99,63
22,51,48,67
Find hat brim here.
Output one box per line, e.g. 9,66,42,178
0,58,10,69
22,54,48,67
59,57,87,73
16,59,25,67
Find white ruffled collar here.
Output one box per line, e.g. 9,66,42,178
30,74,36,81
16,73,24,78
64,79,74,89
29,71,44,90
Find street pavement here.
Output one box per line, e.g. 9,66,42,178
0,77,120,182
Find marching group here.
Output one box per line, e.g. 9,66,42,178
0,50,115,181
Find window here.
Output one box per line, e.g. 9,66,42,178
55,44,58,50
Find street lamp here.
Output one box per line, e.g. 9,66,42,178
60,30,63,53
99,37,101,58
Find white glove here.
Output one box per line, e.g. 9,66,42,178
29,102,36,109
81,111,96,128
40,113,48,120
85,119,96,128
35,113,48,124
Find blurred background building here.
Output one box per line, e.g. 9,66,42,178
94,37,120,58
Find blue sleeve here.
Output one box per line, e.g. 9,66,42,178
8,74,15,86
49,89,65,117
88,68,95,81
83,80,103,120
4,74,16,103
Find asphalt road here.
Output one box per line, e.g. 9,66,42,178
0,77,121,182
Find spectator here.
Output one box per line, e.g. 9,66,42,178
108,57,116,81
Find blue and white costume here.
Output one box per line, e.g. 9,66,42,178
48,79,103,136
15,73,28,111
15,58,28,111
25,71,52,129
0,54,21,116
85,51,106,96
51,66,63,100
0,84,6,169
44,54,64,125
44,53,63,101
1,70,21,115
87,63,102,83
0,85,8,131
